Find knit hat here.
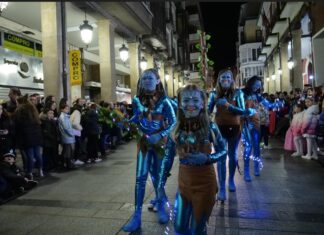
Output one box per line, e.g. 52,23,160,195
2,150,16,160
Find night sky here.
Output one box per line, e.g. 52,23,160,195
200,2,243,76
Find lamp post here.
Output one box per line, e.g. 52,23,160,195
119,44,129,63
80,12,93,45
140,56,147,71
0,2,8,15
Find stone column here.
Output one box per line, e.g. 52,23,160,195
41,2,66,103
167,65,173,97
173,71,179,97
281,42,292,92
98,19,116,102
129,42,139,98
292,29,303,89
146,53,154,69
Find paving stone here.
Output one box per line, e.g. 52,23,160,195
1,139,324,234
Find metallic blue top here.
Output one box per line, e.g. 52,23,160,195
208,89,249,115
177,122,227,165
130,95,177,137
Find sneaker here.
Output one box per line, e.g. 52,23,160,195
302,155,311,160
26,173,33,180
291,152,302,157
94,158,102,163
39,169,44,178
74,160,85,165
311,155,318,160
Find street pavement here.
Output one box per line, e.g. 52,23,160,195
1,138,324,235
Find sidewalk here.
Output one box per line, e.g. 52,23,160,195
0,139,324,234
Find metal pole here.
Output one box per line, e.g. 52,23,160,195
277,33,282,91
60,1,68,99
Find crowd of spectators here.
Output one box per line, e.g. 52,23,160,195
0,87,133,203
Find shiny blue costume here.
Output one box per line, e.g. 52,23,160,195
174,122,227,235
149,98,178,210
123,94,176,232
208,89,248,201
242,91,283,181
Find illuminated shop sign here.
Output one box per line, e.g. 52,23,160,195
3,32,35,56
69,50,82,86
1,32,43,58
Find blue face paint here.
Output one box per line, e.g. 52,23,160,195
140,71,159,92
180,90,203,118
252,80,262,92
219,71,233,89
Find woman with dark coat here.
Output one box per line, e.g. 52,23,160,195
14,95,43,179
84,103,101,163
0,104,14,156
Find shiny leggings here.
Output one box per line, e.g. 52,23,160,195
242,123,261,169
217,135,241,188
150,137,176,201
174,192,208,235
134,147,166,213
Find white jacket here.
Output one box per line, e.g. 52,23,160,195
70,109,83,131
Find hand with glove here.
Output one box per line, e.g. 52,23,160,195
185,152,208,165
146,133,162,144
217,98,228,106
247,108,257,116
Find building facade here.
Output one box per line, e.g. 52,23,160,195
0,2,192,103
254,2,324,93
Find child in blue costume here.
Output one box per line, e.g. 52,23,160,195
208,68,250,201
122,69,177,232
242,76,283,181
173,84,226,235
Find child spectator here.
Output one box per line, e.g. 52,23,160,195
301,97,319,160
290,103,305,157
58,103,75,169
41,109,59,171
0,152,38,194
259,103,269,149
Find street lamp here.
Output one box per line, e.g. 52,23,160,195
165,72,170,82
119,44,129,63
140,56,147,70
266,77,270,82
309,74,314,80
0,2,8,15
79,12,93,45
271,73,276,80
287,58,294,70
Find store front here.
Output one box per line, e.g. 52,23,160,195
0,31,43,101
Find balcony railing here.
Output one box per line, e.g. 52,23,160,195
150,2,166,42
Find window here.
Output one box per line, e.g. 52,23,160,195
252,49,257,61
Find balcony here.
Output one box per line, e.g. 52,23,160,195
142,1,167,50
189,33,199,44
188,14,200,27
92,2,153,35
280,2,304,20
190,52,200,63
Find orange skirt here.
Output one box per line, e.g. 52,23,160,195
178,164,217,224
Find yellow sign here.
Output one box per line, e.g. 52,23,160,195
69,50,82,85
3,33,35,56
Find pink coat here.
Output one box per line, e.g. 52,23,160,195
301,105,319,136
